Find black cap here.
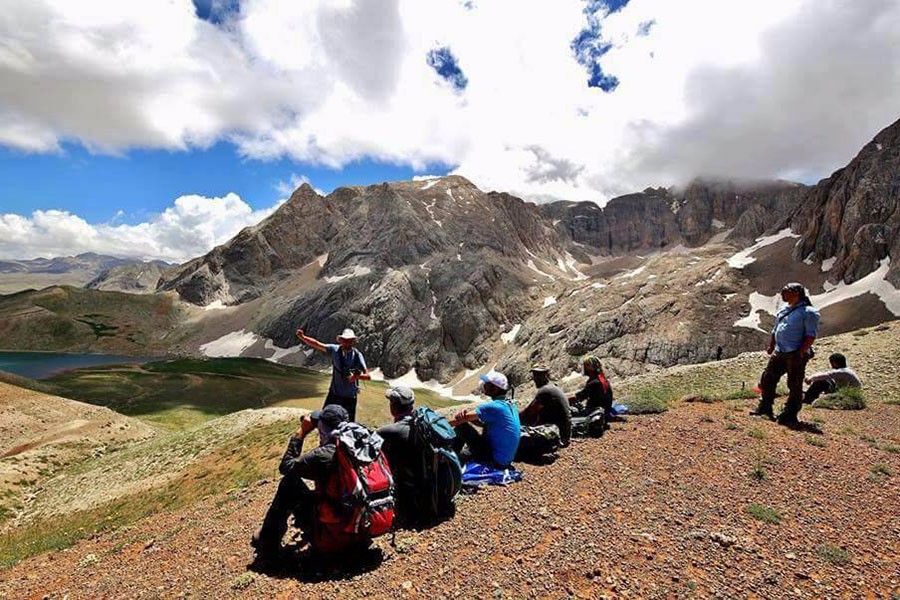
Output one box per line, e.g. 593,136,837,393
781,282,805,294
310,405,350,427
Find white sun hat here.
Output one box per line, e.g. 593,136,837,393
337,328,357,341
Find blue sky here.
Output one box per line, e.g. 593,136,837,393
1,0,898,262
0,143,449,225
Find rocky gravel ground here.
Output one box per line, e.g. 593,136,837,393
1,392,897,599
2,324,898,599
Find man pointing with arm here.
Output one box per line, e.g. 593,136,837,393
296,327,370,422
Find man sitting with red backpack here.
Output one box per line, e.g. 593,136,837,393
252,404,394,562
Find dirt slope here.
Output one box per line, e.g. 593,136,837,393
0,381,158,525
1,326,898,599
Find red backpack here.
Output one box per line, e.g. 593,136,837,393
314,423,395,553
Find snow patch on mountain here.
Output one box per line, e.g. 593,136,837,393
501,324,521,344
526,259,556,281
202,300,231,311
264,339,301,363
387,369,479,402
324,265,372,283
811,258,900,315
200,330,259,357
733,292,778,333
727,228,800,268
619,266,646,279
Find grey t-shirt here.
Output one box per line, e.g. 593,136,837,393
808,367,861,388
522,384,572,446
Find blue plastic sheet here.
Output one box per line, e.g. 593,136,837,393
461,461,524,488
612,402,628,415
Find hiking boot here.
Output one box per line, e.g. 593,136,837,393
749,408,775,420
776,413,800,428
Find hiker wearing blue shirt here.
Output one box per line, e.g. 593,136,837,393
296,327,370,421
751,282,820,427
449,370,521,468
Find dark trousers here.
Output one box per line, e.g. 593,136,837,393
758,351,809,419
453,422,493,465
324,390,358,422
804,379,836,404
257,474,316,550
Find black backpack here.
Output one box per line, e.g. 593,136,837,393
409,407,463,525
571,407,607,438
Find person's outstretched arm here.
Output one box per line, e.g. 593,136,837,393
296,328,328,353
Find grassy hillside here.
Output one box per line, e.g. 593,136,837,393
0,409,300,569
1,322,897,597
42,357,459,430
0,286,185,355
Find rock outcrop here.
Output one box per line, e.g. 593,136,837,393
86,261,173,293
789,117,900,285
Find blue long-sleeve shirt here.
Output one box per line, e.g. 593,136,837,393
772,302,820,353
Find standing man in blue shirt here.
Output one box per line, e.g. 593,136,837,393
449,370,521,468
296,327,370,421
751,283,820,427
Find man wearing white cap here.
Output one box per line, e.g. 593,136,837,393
449,370,520,468
296,326,370,421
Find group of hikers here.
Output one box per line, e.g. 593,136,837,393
251,280,862,564
250,327,616,563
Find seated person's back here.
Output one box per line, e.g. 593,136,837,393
520,364,572,447
376,387,417,520
252,405,348,559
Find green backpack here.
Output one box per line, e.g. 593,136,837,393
410,406,463,525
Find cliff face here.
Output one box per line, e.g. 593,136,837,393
544,180,804,253
789,117,900,286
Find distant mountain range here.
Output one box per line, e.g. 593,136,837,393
0,253,173,295
2,117,897,388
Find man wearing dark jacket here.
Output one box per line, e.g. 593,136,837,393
376,386,417,524
251,404,349,559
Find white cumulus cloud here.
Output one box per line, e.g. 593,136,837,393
1,0,899,204
0,193,284,262
274,173,325,197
